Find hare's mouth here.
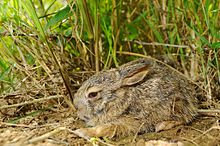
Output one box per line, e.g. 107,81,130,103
77,112,90,122
81,115,90,122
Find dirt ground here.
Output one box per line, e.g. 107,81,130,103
0,69,220,146
0,97,220,146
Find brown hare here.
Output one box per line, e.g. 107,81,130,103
73,58,198,139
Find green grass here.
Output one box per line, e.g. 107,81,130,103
0,0,219,100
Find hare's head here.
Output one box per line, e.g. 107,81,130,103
74,59,152,125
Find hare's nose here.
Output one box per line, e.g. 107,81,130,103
82,115,90,121
74,104,78,110
73,99,80,109
77,112,90,121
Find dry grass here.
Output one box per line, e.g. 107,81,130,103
0,0,219,145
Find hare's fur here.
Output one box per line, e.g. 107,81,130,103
73,58,198,138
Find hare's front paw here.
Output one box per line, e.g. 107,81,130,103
155,121,183,132
73,128,93,140
73,125,116,140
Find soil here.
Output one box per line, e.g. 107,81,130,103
0,96,220,146
0,70,220,146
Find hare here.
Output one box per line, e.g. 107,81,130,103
73,58,198,139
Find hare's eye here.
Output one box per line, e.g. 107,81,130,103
88,92,98,98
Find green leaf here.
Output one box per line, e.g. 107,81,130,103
126,23,139,40
0,59,8,71
45,5,71,30
144,19,164,43
76,0,94,39
183,0,189,8
211,42,220,49
21,0,46,41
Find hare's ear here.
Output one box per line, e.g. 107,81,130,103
122,67,149,86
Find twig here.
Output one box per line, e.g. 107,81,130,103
184,126,214,140
0,95,63,109
91,138,115,146
193,126,220,141
26,127,66,144
0,122,58,128
179,137,199,146
198,109,220,113
132,122,145,143
0,122,37,128
69,129,115,146
133,40,189,48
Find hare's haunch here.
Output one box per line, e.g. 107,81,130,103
73,58,198,139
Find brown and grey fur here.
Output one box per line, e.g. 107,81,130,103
73,58,198,138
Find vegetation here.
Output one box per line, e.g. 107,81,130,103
0,0,219,144
1,0,220,94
